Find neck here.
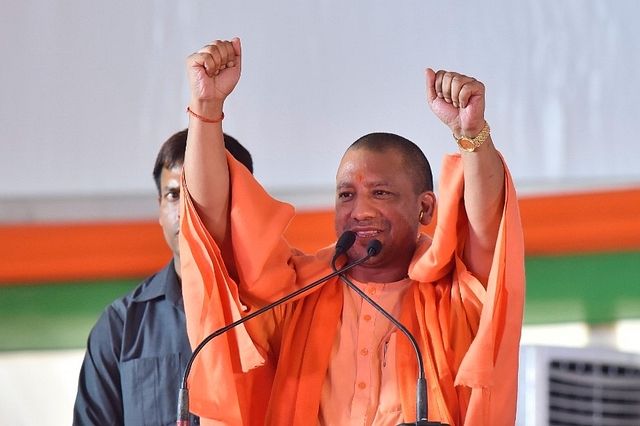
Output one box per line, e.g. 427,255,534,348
173,255,182,280
348,263,409,284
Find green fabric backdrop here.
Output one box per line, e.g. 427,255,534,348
2,251,640,351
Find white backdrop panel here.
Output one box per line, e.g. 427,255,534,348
2,1,639,207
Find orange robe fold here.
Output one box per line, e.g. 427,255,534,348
179,152,525,426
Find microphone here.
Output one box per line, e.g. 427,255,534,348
177,231,368,425
332,229,356,263
331,232,449,426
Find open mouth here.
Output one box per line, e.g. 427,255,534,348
353,229,382,239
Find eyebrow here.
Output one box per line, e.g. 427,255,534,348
162,183,180,192
336,180,391,190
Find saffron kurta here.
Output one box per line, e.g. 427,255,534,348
179,153,525,426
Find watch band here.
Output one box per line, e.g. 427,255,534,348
453,121,490,152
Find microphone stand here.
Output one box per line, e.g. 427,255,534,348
331,238,449,426
176,234,376,426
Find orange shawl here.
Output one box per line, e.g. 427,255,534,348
179,153,525,425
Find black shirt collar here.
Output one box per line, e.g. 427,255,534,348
133,260,183,310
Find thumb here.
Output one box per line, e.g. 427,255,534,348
232,37,242,72
425,68,437,104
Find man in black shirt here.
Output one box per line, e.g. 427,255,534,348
73,129,253,425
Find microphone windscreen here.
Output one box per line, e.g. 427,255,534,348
366,239,382,256
334,231,356,257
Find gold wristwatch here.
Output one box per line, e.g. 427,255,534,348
453,121,490,152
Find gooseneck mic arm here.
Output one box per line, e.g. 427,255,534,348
176,231,366,425
331,232,449,426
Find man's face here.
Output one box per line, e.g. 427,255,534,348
158,164,182,261
334,148,424,278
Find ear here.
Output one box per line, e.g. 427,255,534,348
418,191,436,226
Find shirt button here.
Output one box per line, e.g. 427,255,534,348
361,348,369,356
368,287,376,295
358,382,367,389
363,314,372,321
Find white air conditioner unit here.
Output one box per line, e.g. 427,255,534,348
516,345,640,426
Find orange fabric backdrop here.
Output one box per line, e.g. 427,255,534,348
1,188,639,284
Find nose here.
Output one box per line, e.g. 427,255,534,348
351,194,376,222
171,204,180,222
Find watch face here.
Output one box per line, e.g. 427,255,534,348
458,137,475,151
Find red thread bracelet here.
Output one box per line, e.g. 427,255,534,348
186,107,224,123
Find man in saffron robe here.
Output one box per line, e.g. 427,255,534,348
179,38,525,426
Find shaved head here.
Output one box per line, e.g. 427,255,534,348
346,132,433,194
